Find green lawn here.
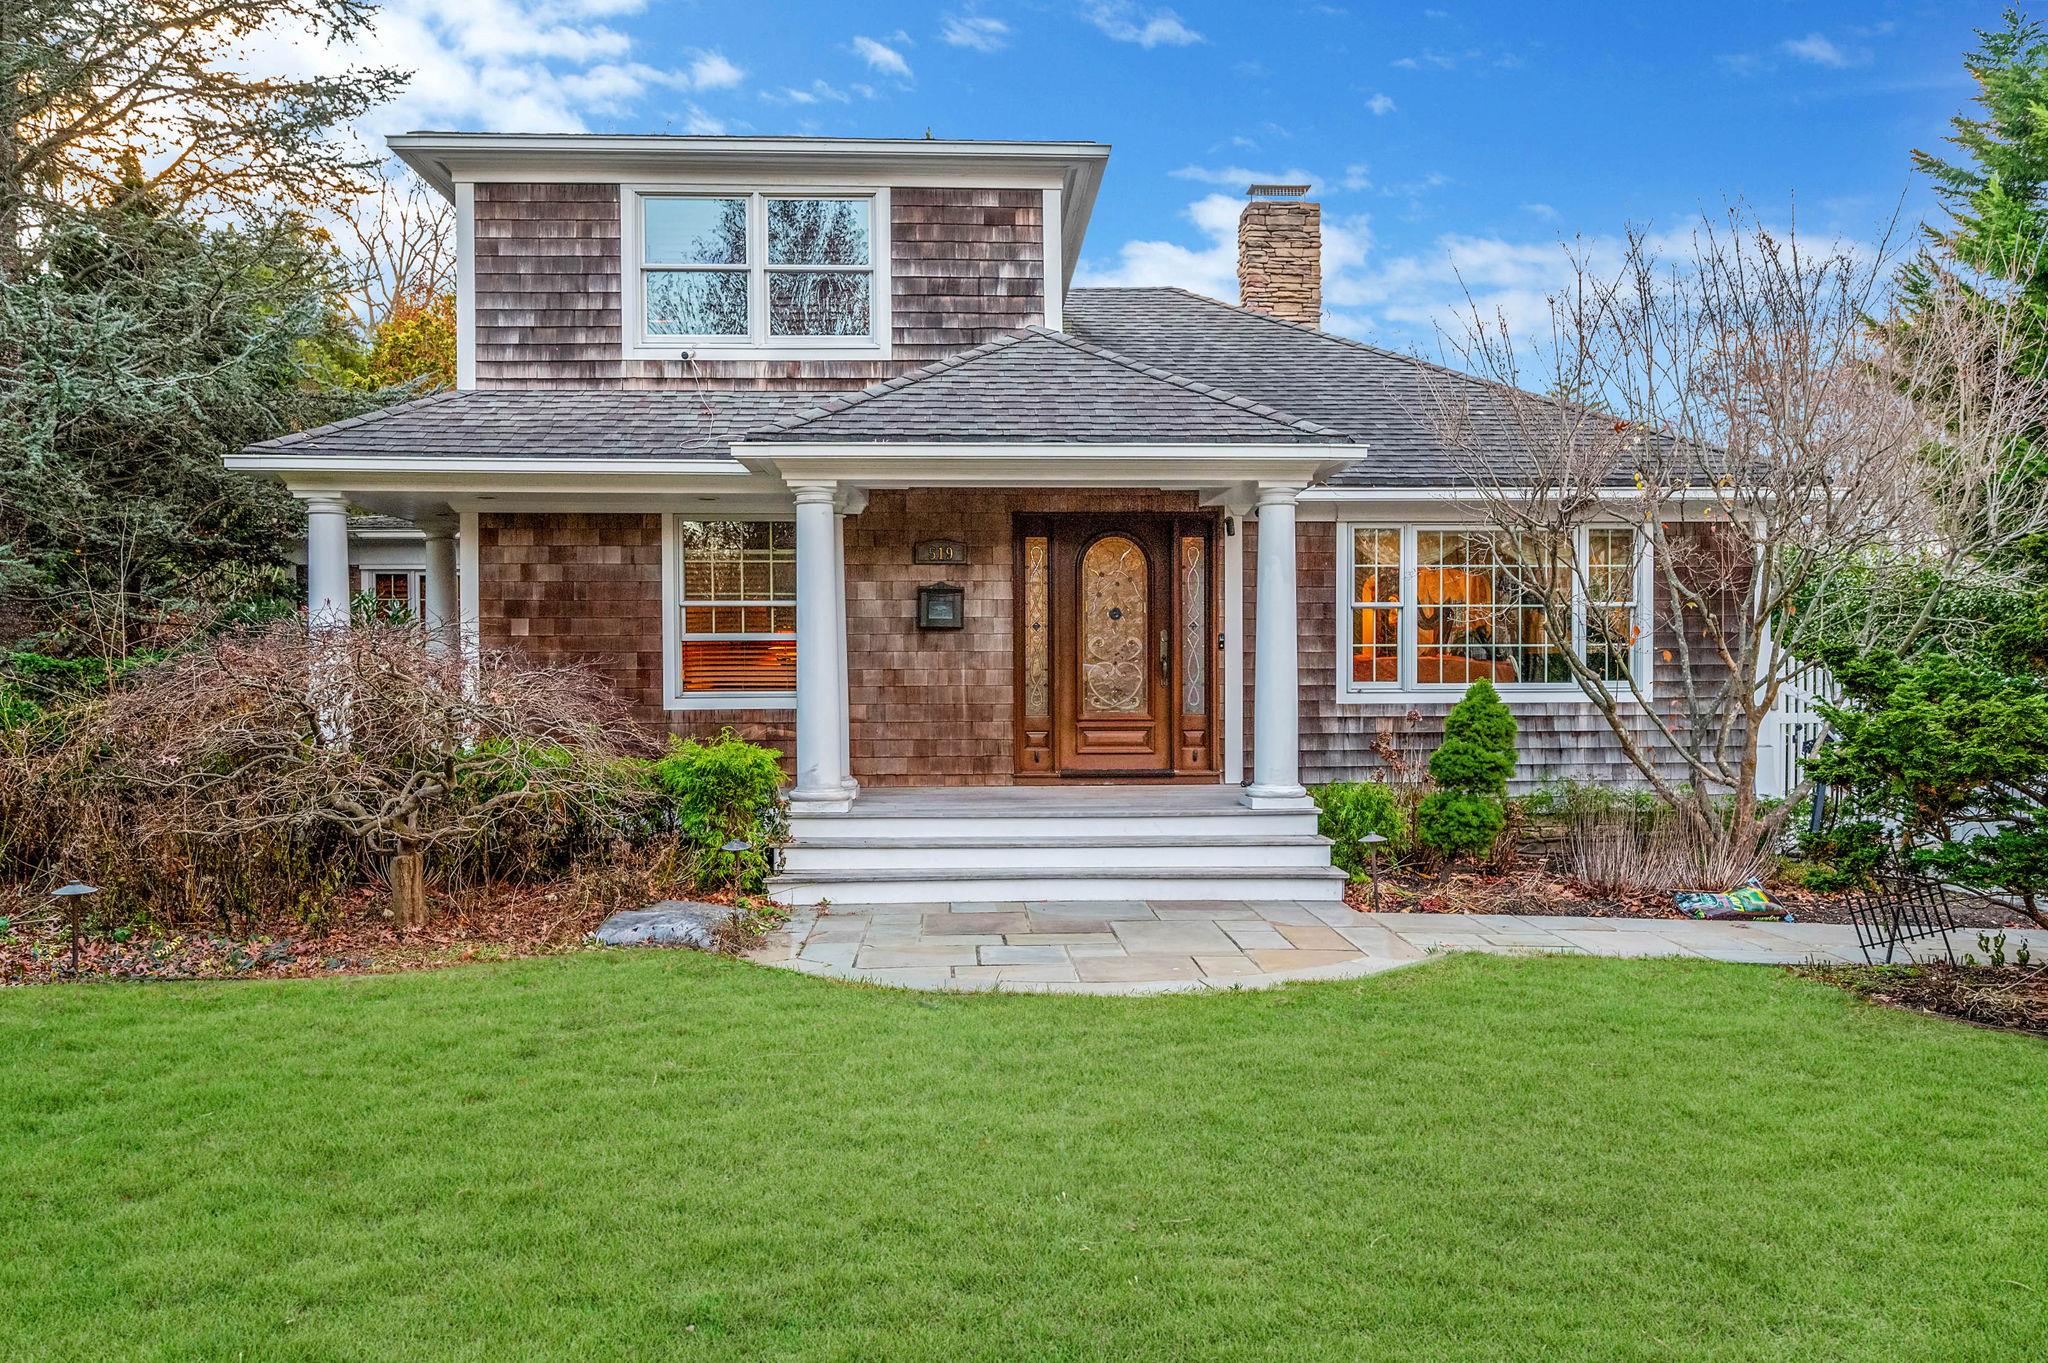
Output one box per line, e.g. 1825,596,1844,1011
3,953,2043,1362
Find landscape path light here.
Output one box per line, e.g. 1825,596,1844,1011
51,881,99,972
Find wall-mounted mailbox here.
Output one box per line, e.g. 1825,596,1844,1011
913,538,968,566
917,582,965,630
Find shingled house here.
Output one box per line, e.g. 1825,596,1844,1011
231,134,1732,905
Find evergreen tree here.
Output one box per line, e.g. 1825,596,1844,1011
1417,680,1518,862
1901,10,2048,573
0,184,377,654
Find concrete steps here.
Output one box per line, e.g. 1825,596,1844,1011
768,787,1344,906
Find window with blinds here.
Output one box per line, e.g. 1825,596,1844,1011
676,520,797,696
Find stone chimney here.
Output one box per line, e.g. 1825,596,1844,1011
1237,184,1321,327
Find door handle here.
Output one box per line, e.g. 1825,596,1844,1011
1159,628,1169,681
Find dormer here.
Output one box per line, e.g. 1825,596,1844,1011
389,134,1109,391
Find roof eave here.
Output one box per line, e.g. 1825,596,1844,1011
734,441,1359,488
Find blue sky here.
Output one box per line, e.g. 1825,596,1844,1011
300,1,1997,352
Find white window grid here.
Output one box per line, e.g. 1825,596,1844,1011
670,517,798,707
1336,522,1654,700
628,189,885,355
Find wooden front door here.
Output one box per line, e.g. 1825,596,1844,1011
1015,513,1218,779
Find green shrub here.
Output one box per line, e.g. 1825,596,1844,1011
644,730,787,894
1790,817,1890,892
1416,792,1507,861
1313,781,1405,880
1418,680,1518,862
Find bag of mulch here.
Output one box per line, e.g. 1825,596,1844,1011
1673,879,1795,922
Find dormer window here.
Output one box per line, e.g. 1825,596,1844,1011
628,190,887,356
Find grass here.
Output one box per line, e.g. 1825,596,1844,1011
3,953,2043,1362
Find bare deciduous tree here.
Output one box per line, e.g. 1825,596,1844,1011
1421,206,2048,873
331,165,454,335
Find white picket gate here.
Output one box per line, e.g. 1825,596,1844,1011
1756,659,1839,799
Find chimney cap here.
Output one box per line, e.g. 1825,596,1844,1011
1246,183,1311,198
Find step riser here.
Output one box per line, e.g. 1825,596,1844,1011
786,813,1322,841
781,843,1333,872
769,875,1349,907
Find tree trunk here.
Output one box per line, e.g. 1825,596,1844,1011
388,852,429,931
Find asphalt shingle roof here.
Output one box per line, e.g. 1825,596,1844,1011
244,390,814,461
1064,287,1588,487
759,326,1359,444
242,289,1619,486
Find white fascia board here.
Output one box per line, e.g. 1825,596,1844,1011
1300,485,1717,503
739,442,1357,487
225,455,753,478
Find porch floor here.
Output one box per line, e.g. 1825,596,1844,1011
820,783,1252,816
740,905,1959,995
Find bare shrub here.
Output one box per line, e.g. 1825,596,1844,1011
8,620,654,928
1563,804,1770,897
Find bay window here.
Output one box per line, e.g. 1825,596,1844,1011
674,519,797,703
1339,524,1649,697
632,191,882,353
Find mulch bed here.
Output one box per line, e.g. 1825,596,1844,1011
1795,962,2048,1037
1341,866,2038,928
0,857,731,987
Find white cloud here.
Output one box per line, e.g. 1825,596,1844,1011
852,34,913,79
1075,192,1244,299
1781,33,1866,68
1083,2,1204,48
763,79,853,106
1366,92,1396,115
686,51,745,90
1522,202,1560,221
1340,164,1372,192
1171,164,1323,193
233,1,745,139
941,15,1010,52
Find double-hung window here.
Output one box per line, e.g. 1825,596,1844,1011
673,519,797,704
634,192,881,353
1339,524,1648,697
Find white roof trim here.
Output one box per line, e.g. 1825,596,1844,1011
226,455,752,476
739,441,1357,488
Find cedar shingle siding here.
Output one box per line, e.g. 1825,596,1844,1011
475,512,793,755
889,188,1045,365
472,184,1046,392
474,184,625,387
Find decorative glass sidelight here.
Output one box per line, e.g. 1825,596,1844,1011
1180,535,1206,715
1080,535,1148,714
1022,536,1051,718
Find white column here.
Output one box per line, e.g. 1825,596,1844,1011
1245,484,1309,807
834,506,857,796
457,509,481,699
1221,503,1249,785
422,523,458,646
304,496,352,629
791,483,850,808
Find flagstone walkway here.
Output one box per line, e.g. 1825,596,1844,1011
743,901,2048,994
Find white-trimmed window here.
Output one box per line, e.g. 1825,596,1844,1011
627,190,885,356
672,519,797,704
1338,524,1649,698
363,569,423,615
